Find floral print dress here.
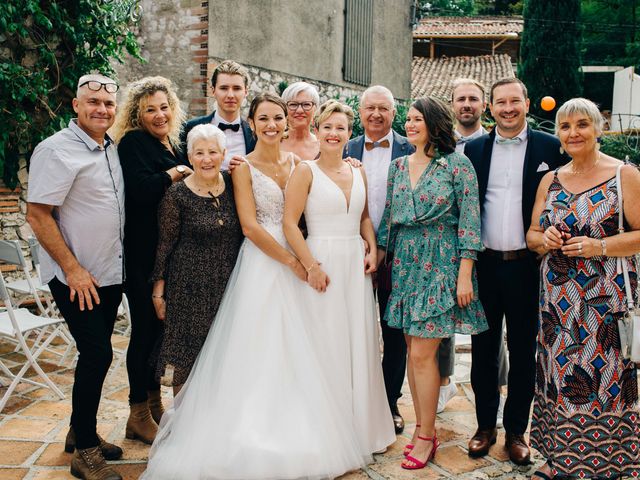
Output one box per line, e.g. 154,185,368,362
377,152,487,338
530,170,640,479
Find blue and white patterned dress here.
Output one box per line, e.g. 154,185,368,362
531,170,640,479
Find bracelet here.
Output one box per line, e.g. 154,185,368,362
600,239,607,256
305,261,321,272
152,294,164,299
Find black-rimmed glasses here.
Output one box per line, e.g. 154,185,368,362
79,80,119,94
286,101,315,112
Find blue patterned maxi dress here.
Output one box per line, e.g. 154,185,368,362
377,152,487,338
530,170,640,479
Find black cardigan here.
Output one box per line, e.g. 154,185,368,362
118,129,188,278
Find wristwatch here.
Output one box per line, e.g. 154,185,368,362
175,165,187,178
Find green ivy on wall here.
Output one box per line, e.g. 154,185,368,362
0,0,143,188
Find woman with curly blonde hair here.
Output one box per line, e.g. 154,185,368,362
113,76,192,445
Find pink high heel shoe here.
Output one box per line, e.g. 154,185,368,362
402,433,439,470
403,423,421,457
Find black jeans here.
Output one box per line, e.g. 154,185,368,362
49,277,122,449
125,267,162,404
471,253,539,435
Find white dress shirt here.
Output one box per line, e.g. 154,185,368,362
212,111,246,171
455,125,487,154
481,126,528,251
362,130,395,232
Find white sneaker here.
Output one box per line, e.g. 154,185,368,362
496,394,506,428
436,381,457,413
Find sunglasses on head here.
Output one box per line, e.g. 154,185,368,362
79,80,119,93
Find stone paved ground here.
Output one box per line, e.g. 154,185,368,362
0,332,544,479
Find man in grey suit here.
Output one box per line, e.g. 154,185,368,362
344,85,413,433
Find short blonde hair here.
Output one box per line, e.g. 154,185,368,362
111,76,186,147
314,99,355,130
450,77,486,101
187,124,227,156
555,97,605,136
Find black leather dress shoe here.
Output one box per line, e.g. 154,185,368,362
391,406,404,434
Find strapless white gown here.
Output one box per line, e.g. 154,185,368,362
141,160,368,480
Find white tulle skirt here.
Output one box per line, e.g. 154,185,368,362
141,237,369,480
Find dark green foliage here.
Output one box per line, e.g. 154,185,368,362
518,0,583,120
0,0,142,188
581,0,640,68
600,134,640,165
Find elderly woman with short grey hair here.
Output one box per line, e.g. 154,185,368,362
526,97,640,480
280,81,321,159
150,123,243,398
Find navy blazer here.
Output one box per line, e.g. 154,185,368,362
180,111,256,154
463,126,569,238
344,130,415,161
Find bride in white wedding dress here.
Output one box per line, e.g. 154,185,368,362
141,94,368,480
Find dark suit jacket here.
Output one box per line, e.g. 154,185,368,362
344,130,415,161
180,111,256,154
463,126,569,239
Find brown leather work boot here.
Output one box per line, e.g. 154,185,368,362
147,389,165,425
125,401,158,444
64,427,123,460
70,446,122,480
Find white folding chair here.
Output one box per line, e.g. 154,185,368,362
1,239,51,316
0,272,66,412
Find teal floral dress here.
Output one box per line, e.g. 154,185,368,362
377,152,487,338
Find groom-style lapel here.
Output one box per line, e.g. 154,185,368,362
466,125,567,237
344,131,414,161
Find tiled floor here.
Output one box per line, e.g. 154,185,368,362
0,332,543,479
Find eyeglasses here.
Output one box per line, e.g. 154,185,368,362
286,101,315,112
79,80,119,94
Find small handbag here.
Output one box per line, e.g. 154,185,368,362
614,164,640,362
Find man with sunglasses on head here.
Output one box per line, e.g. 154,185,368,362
27,73,125,480
181,60,256,170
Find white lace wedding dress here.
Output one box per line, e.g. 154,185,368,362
141,159,368,480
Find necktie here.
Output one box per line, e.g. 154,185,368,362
364,139,390,151
218,122,240,132
496,136,523,145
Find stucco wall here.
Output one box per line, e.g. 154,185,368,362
207,0,412,98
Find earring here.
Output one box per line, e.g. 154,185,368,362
596,138,601,151
559,146,564,154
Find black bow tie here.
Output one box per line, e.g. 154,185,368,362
218,122,240,132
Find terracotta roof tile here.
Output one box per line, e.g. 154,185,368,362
414,16,523,37
411,54,515,100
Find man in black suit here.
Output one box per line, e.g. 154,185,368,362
182,60,255,170
344,85,413,434
464,78,567,465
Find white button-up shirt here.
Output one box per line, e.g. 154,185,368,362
481,126,528,251
362,130,395,232
28,120,125,287
212,111,246,171
455,126,487,154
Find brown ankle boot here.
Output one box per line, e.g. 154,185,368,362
125,401,158,444
147,390,165,425
70,446,122,480
65,427,123,460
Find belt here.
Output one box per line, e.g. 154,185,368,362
482,248,530,261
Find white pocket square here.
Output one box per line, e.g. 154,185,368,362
536,162,550,172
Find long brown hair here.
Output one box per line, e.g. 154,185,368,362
411,97,456,155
